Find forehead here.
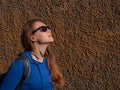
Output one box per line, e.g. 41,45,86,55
33,21,46,28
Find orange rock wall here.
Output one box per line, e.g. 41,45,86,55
0,0,119,90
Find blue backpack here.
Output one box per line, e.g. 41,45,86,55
0,55,30,90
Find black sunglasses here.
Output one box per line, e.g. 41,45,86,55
32,26,50,34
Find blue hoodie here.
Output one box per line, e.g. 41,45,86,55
0,50,53,90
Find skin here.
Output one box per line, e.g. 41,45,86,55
30,21,54,62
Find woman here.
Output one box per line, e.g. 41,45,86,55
0,19,64,90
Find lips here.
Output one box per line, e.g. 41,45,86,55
48,34,52,37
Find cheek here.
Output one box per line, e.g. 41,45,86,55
35,33,44,40
37,34,46,42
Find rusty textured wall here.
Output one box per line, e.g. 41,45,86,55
0,0,120,90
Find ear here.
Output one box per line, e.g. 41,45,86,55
30,35,37,41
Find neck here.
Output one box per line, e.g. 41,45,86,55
32,43,49,59
39,50,44,57
38,44,49,56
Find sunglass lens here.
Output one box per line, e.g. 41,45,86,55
41,26,50,32
42,26,47,32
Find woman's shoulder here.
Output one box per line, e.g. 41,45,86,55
10,59,24,71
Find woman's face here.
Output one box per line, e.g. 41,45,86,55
31,21,54,44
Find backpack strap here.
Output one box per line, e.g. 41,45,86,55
15,55,30,90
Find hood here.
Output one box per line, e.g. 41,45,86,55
18,50,33,63
18,50,47,64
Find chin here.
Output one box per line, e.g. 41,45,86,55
50,39,54,42
50,38,54,42
45,38,54,44
46,39,54,44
